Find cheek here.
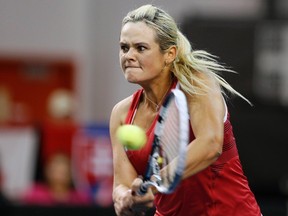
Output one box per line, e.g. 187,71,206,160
119,53,125,70
142,57,163,72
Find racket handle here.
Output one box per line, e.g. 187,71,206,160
137,183,148,196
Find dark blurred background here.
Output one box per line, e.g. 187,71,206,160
0,0,287,215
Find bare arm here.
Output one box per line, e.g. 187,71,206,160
182,74,225,179
110,98,154,215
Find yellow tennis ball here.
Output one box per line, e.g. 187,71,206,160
116,124,147,150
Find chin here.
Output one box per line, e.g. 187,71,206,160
124,73,139,83
126,78,139,84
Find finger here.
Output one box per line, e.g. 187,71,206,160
131,177,143,195
131,191,155,212
135,211,145,216
119,208,134,216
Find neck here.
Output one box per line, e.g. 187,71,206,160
144,80,172,112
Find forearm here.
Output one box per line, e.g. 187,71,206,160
182,138,222,179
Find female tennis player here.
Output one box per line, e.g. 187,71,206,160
109,4,262,216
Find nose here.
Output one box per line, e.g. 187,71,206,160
124,48,136,61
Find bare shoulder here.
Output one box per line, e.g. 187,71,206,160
197,71,220,87
184,71,222,102
109,95,133,139
182,71,225,127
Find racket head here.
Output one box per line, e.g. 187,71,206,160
143,89,189,194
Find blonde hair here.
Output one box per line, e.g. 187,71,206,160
122,4,251,104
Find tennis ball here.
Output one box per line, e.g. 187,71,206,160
116,124,147,150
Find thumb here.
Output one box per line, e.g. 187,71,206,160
131,177,143,196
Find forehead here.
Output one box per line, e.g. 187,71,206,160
120,22,157,43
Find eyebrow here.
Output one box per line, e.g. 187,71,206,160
119,41,128,46
119,41,149,47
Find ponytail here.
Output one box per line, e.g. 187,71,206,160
172,31,252,105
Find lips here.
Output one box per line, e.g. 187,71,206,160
125,65,139,69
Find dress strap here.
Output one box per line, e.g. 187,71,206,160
125,89,143,124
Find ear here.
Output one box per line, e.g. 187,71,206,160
165,45,177,65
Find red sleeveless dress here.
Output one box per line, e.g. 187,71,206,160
124,81,261,216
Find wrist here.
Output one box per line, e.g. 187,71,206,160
113,185,131,202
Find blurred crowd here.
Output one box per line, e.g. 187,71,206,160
0,88,113,208
21,152,92,206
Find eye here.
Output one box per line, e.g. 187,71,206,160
120,44,129,53
137,45,146,52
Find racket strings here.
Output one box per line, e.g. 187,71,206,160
140,89,188,195
158,100,181,187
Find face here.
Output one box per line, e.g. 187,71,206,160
119,22,168,83
45,154,71,187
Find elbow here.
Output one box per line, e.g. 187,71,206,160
206,134,223,162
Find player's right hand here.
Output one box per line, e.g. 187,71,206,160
130,177,155,214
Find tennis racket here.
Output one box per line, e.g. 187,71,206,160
138,88,189,195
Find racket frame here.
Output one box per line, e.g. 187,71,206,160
138,89,189,195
